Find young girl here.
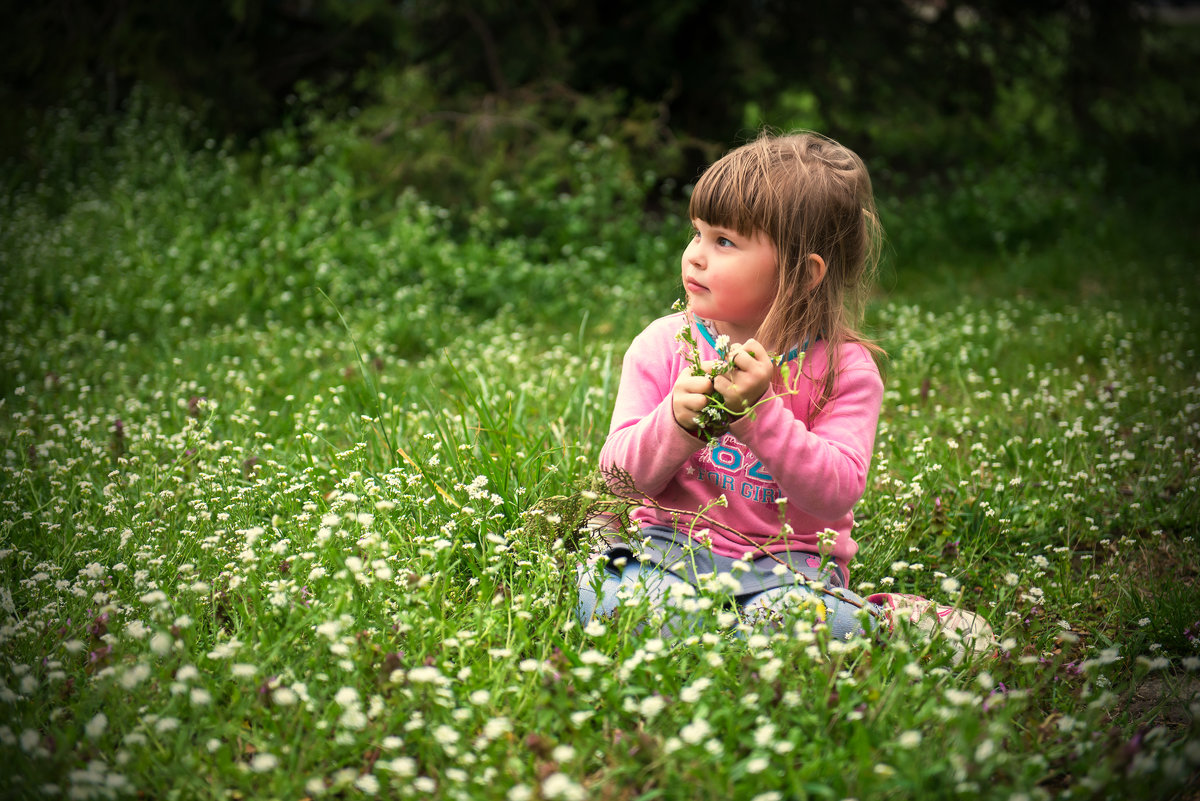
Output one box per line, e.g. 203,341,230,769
578,132,993,654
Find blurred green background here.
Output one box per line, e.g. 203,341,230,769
3,0,1198,315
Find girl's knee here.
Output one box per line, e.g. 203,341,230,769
575,559,622,624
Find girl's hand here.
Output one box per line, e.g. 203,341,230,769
713,338,773,415
672,365,716,433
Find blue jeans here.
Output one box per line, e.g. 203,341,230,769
576,553,881,641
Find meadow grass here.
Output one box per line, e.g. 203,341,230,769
1,100,1198,800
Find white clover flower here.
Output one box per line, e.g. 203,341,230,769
679,718,711,745
680,677,711,703
975,739,996,761
190,688,212,706
745,756,769,774
583,619,606,637
507,784,533,801
84,712,107,739
125,620,148,640
250,753,278,772
150,632,173,655
19,729,40,754
541,772,584,801
155,717,179,733
354,774,379,795
749,793,782,801
120,664,151,689
231,663,256,679
339,707,367,730
1137,655,1170,671
941,577,961,594
334,687,359,707
273,687,298,706
433,725,460,747
753,723,777,749
381,756,417,776
207,638,242,659
638,695,666,719
483,717,511,740
897,730,922,748
578,649,610,666
944,689,978,707
407,665,443,684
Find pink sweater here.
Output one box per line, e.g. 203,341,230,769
599,312,883,571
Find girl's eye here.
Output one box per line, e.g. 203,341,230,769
716,236,734,248
689,228,700,241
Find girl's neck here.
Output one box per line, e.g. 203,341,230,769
697,316,806,363
709,318,759,346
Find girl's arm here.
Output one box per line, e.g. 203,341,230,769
728,361,884,522
599,334,704,499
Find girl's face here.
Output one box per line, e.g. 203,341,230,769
681,219,778,344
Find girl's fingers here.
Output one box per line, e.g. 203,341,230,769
733,338,769,365
676,374,714,395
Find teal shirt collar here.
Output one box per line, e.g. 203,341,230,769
694,318,805,363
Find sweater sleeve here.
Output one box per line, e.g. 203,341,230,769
598,324,706,499
727,359,883,522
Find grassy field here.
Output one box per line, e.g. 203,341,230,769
1,99,1198,800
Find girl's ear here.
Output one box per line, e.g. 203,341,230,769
806,254,828,291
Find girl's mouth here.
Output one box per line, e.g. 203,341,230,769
684,277,708,294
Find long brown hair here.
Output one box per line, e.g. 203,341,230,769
687,131,884,414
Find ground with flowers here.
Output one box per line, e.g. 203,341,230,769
1,97,1198,801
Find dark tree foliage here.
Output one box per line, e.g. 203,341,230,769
2,0,1195,171
0,0,394,143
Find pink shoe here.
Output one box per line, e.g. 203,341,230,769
867,593,995,656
